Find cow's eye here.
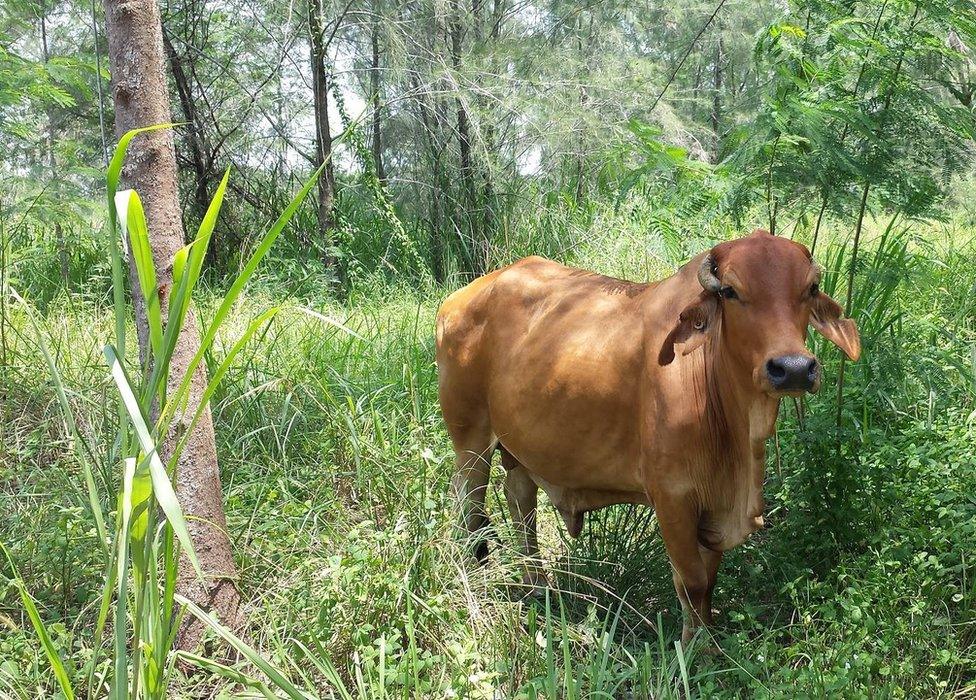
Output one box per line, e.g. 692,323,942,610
810,283,819,298
720,286,738,300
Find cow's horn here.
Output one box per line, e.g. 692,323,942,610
698,255,722,293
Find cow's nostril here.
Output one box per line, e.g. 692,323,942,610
766,359,786,382
806,358,819,379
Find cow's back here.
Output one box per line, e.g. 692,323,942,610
436,256,667,492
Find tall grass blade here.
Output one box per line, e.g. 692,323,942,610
175,595,313,700
293,638,355,700
167,309,279,464
674,640,691,698
0,543,75,700
8,288,107,553
112,457,136,700
175,652,277,699
103,345,203,579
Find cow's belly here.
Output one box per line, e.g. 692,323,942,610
699,512,764,551
528,473,650,513
488,393,644,493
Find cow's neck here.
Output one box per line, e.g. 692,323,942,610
691,342,777,541
703,341,780,473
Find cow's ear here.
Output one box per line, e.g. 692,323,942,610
810,292,861,361
658,292,719,365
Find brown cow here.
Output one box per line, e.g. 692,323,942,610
435,230,860,642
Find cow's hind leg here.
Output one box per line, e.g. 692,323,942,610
501,448,547,593
449,424,495,563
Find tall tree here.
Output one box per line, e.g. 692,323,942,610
370,0,386,183
308,0,338,264
449,0,480,274
39,6,70,285
101,0,241,651
711,32,723,163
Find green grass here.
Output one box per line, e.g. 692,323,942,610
1,209,975,697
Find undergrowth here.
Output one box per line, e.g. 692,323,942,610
1,209,975,697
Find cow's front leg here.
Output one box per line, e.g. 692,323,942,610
700,545,723,623
656,494,711,644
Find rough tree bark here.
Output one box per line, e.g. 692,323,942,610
102,0,242,651
711,33,723,163
370,1,386,184
308,0,338,263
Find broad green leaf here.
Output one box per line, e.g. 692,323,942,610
145,241,194,404
115,190,163,359
106,123,177,356
184,167,230,292
104,345,203,580
160,165,323,428
106,124,178,206
129,456,153,551
147,168,231,404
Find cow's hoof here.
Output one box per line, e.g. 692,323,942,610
679,627,721,656
474,538,490,564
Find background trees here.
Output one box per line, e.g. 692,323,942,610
10,0,971,295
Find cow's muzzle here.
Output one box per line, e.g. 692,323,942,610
765,354,819,393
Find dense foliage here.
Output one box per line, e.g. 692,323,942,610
2,0,975,696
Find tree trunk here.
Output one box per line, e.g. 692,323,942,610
308,0,338,263
370,4,385,184
102,0,241,651
412,70,445,282
476,0,501,248
573,14,589,203
41,12,70,286
711,34,723,163
449,0,480,276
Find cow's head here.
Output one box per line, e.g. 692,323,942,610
663,229,860,396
